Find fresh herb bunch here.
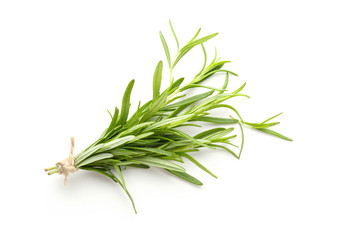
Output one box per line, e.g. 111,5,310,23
45,21,292,213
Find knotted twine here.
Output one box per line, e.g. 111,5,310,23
56,137,78,185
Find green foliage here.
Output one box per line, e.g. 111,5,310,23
46,21,292,214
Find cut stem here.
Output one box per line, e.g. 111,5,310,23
44,166,57,171
47,168,58,175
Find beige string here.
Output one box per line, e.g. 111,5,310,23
56,137,77,185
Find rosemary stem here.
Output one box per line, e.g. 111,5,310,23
44,166,57,171
169,68,173,84
167,89,179,100
47,168,58,175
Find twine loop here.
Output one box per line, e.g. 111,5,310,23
56,137,77,185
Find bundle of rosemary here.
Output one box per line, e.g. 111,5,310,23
45,21,292,213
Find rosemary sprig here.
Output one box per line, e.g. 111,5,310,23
45,21,292,213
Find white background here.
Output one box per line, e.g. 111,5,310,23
1,0,336,239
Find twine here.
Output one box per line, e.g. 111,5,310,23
56,137,77,185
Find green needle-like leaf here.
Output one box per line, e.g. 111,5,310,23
113,164,126,189
181,152,217,178
194,128,227,139
135,156,186,172
192,116,239,124
77,153,114,168
257,128,293,141
166,170,203,185
164,91,214,109
173,32,218,68
167,77,184,93
100,136,135,151
261,112,283,124
153,61,163,100
159,31,171,68
119,80,135,125
169,19,179,50
128,147,175,157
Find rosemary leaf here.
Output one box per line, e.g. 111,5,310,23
153,61,163,100
166,170,203,186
